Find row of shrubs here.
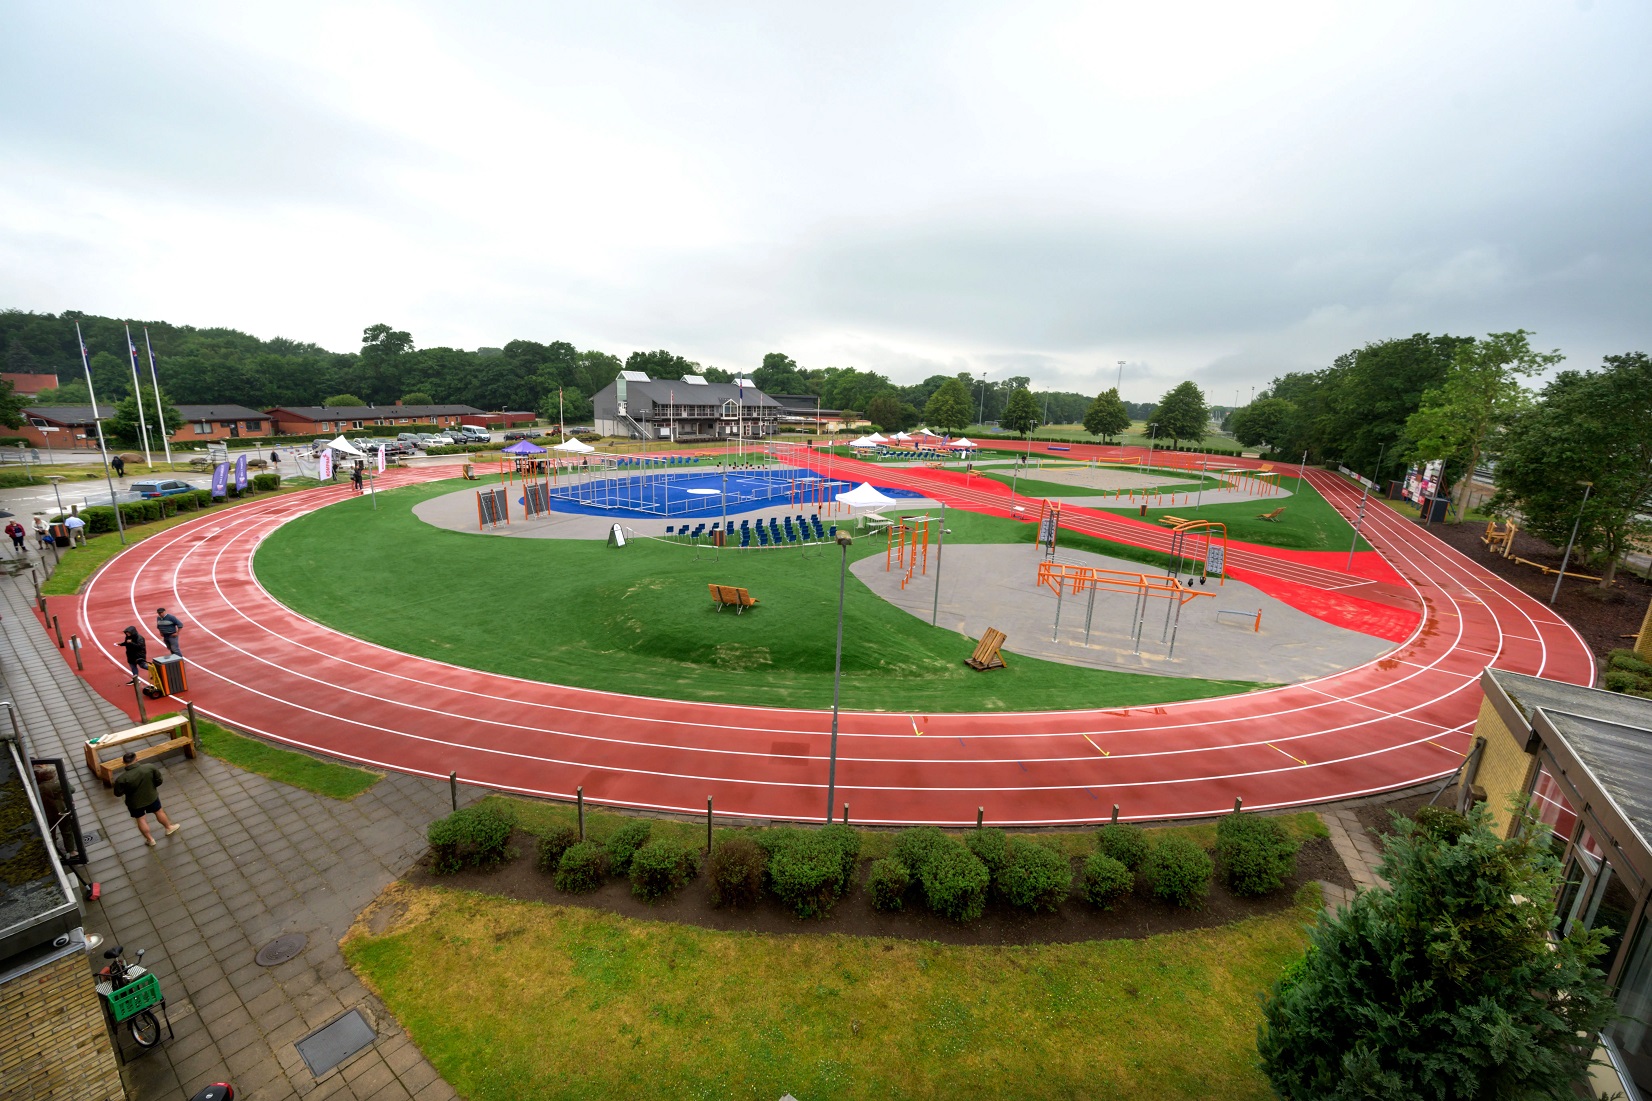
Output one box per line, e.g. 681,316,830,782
427,804,1305,921
50,476,281,535
1603,649,1652,698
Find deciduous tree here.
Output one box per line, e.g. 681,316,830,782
923,378,972,435
322,393,364,407
1490,353,1652,587
1228,396,1297,452
1148,381,1209,446
1001,387,1041,438
1406,330,1561,519
1082,388,1131,442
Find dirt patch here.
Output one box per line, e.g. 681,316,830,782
404,829,1351,947
1424,519,1649,666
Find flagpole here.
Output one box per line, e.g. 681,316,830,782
143,328,174,470
75,323,126,545
124,324,153,468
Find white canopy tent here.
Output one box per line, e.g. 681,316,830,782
836,482,902,510
552,436,595,453
891,431,913,441
948,437,978,450
327,435,368,457
864,432,888,444
849,435,882,449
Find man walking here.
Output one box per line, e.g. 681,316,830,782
155,607,183,656
113,750,180,847
63,511,87,547
111,454,126,478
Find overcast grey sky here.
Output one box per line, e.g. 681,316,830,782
3,1,1649,403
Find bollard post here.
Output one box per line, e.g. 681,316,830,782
577,786,585,840
69,634,83,671
184,701,200,748
1110,805,1119,825
51,615,63,648
842,803,849,824
449,771,458,812
976,807,984,828
130,677,148,723
707,796,713,853
1234,796,1243,814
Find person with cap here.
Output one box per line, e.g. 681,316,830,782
119,626,149,679
112,750,179,847
155,607,183,656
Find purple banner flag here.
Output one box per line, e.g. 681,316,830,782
234,453,248,490
211,461,229,498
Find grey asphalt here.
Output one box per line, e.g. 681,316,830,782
852,542,1396,684
2,550,472,1100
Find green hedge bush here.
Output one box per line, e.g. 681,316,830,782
866,857,910,912
630,837,697,902
920,840,991,923
997,837,1073,912
1214,812,1299,897
964,828,1009,878
605,819,652,875
893,826,948,875
1096,823,1150,871
555,840,609,893
426,803,516,874
819,823,862,895
535,825,580,873
1081,852,1133,909
766,828,850,918
79,506,119,535
252,472,281,491
1412,805,1472,843
1605,669,1642,693
707,835,765,907
1142,835,1213,909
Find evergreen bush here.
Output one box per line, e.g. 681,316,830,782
534,825,580,873
768,830,848,918
919,840,991,922
605,819,652,875
1142,835,1212,908
997,837,1073,912
1080,852,1133,909
554,840,609,893
706,835,765,907
1095,822,1150,871
893,826,948,875
866,857,910,912
630,837,697,901
79,505,119,534
1214,812,1299,897
252,472,281,491
964,827,1009,879
1605,669,1642,693
425,802,515,873
819,823,862,895
1410,805,1471,843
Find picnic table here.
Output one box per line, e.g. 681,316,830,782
84,712,198,787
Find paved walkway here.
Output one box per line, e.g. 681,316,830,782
3,551,473,1100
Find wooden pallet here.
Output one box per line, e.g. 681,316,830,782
965,628,1008,671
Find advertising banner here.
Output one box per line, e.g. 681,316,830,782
210,461,229,498
234,453,248,491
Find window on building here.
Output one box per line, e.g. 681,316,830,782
1606,915,1652,1096
1557,825,1637,976
245,420,261,430
353,421,364,430
1530,764,1577,852
193,422,212,435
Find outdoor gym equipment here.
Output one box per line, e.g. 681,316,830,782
1481,518,1518,557
885,514,935,590
1035,560,1214,657
1164,519,1227,587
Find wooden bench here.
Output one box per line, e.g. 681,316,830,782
708,584,760,615
1257,506,1286,522
965,627,1008,671
84,714,197,787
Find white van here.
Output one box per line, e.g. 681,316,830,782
457,425,491,443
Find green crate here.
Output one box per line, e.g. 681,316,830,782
106,973,162,1022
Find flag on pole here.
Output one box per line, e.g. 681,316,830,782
234,453,248,491
319,449,333,480
376,443,386,474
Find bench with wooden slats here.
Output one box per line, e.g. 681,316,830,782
965,627,1008,671
709,584,760,615
85,715,196,787
1257,506,1286,522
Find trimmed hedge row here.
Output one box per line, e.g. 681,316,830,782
493,810,1306,920
428,803,516,874
52,478,281,537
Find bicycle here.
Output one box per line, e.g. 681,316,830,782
96,945,163,1049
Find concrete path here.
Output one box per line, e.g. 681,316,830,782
2,550,473,1100
853,543,1395,684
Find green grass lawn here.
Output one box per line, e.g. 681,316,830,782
981,466,1223,499
193,716,381,799
1088,474,1370,554
345,881,1316,1101
254,481,1264,712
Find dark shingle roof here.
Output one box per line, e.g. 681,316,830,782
266,405,484,420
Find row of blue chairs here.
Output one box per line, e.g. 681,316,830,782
616,455,699,468
665,515,836,548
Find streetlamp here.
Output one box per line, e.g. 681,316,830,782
1116,360,1124,392
1550,481,1593,606
977,373,987,428
824,530,853,822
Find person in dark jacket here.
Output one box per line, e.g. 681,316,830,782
112,751,180,846
119,626,148,679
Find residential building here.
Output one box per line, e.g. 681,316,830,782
591,373,779,441
458,411,537,431
172,405,273,442
768,394,865,433
2,373,59,399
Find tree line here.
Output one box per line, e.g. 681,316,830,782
1227,330,1651,586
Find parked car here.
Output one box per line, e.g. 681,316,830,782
396,432,421,444
456,426,491,443
503,429,537,440
131,479,196,499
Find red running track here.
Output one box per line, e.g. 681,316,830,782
66,461,1594,825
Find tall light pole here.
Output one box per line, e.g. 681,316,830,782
74,322,125,544
825,530,853,822
930,505,947,627
1116,360,1124,392
1346,443,1383,571
1550,481,1593,606
977,373,987,428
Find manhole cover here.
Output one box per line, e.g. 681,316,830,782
296,1008,376,1076
255,933,307,967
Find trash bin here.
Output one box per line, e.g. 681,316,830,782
150,655,188,696
1140,504,1148,517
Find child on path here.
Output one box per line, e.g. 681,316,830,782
112,751,180,847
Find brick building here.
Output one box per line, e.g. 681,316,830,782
264,404,483,436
